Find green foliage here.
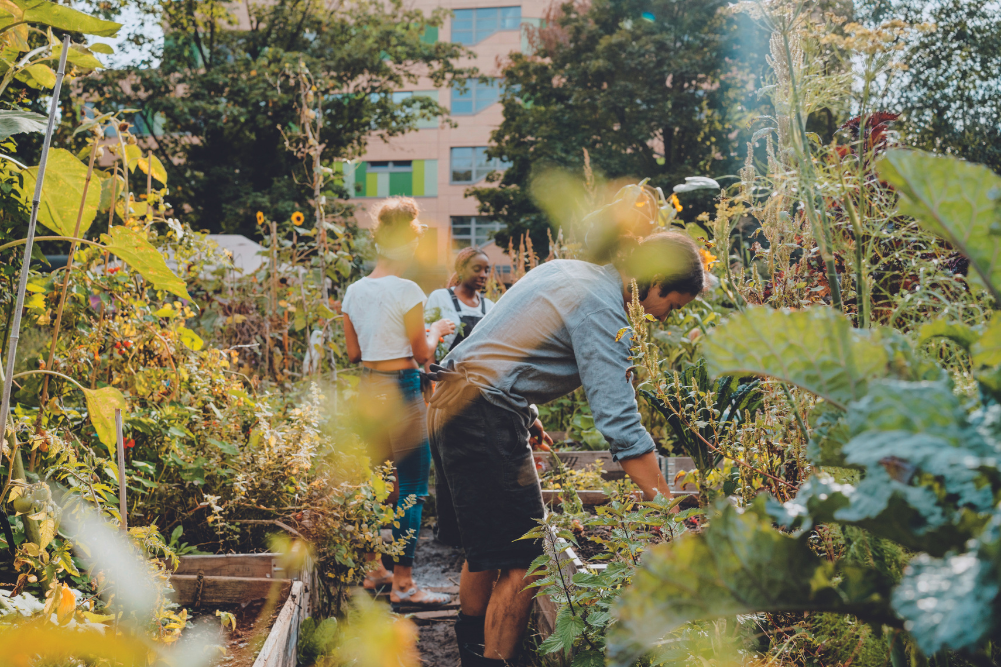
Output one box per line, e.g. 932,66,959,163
1,0,121,37
877,149,1001,303
860,0,1001,174
702,307,890,409
81,386,127,455
469,0,768,253
642,359,762,474
100,226,193,301
524,491,688,661
79,0,473,235
17,148,101,236
609,501,896,667
0,110,47,141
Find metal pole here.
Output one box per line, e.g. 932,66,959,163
0,35,71,456
115,408,127,532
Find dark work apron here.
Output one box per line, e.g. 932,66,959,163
448,288,487,352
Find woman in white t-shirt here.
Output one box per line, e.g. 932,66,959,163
425,247,495,359
341,196,455,610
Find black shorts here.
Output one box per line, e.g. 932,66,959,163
428,387,544,572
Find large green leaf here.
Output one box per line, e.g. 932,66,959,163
82,386,127,455
702,306,888,409
774,381,999,556
101,226,192,301
877,149,1001,300
608,502,895,667
893,551,997,655
0,109,46,140
18,148,101,236
7,0,121,37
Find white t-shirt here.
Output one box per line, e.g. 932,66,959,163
342,276,427,361
425,288,495,350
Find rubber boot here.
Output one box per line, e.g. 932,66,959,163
458,641,507,667
455,612,485,647
455,613,487,667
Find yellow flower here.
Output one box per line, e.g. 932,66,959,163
670,193,683,213
699,247,718,270
256,211,265,225
291,211,305,226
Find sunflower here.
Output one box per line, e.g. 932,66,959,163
256,211,265,225
670,193,683,213
291,211,305,226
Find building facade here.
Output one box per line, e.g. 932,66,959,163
345,0,545,288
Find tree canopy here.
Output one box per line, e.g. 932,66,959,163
469,0,768,254
78,0,474,236
860,0,1001,173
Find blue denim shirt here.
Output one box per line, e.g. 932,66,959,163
437,260,655,461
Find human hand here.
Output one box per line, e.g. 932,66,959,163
432,319,456,337
529,418,553,451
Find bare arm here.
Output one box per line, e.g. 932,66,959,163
618,451,671,501
343,312,362,364
405,305,455,366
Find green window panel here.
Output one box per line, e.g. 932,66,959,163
376,172,390,197
366,171,378,197
413,160,425,196
421,26,438,43
389,171,413,196
353,162,367,197
424,160,438,196
415,90,440,129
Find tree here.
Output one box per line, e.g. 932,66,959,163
78,0,474,235
470,0,768,254
858,0,1001,173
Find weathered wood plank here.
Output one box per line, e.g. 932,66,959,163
170,575,290,607
664,456,699,494
253,581,306,667
175,553,281,579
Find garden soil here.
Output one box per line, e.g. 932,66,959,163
410,527,464,667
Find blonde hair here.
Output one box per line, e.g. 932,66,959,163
372,196,423,250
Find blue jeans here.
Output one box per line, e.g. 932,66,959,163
360,368,430,566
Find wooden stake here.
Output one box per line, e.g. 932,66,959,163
115,408,127,533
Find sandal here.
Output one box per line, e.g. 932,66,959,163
390,586,452,612
362,573,394,594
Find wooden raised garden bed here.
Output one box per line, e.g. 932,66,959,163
170,553,316,667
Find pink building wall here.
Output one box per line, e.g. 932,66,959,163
352,0,547,290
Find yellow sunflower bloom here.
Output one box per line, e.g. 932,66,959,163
256,211,265,225
699,248,718,270
291,211,305,226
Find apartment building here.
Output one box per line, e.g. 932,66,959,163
344,0,545,287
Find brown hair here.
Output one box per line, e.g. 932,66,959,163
447,247,489,288
613,231,705,299
372,196,423,251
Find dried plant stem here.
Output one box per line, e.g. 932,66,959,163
780,28,843,312
34,142,99,441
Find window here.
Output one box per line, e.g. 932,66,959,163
452,7,521,45
450,147,511,184
452,79,500,115
367,161,413,172
451,216,503,249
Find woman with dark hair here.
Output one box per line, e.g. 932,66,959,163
427,231,707,666
341,196,455,609
425,247,495,357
